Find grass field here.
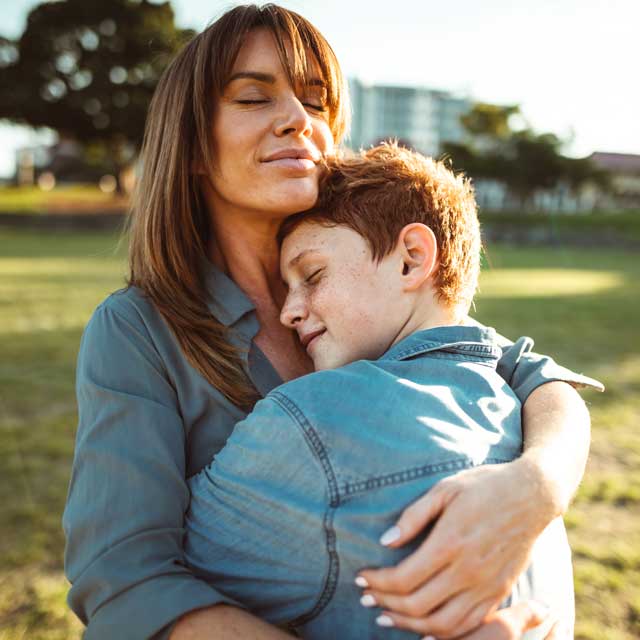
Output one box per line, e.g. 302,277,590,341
0,185,128,213
0,228,638,639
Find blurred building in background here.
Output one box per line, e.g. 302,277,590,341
346,77,640,212
587,152,640,209
348,78,471,157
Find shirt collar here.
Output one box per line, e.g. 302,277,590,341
202,260,256,328
382,324,502,363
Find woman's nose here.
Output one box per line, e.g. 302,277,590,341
274,94,313,138
280,292,308,328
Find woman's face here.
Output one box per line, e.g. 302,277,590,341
207,29,335,219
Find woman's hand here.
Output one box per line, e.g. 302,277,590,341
356,459,556,638
454,602,567,640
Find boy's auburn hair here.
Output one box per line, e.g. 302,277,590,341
278,142,481,312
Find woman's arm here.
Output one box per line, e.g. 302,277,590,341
63,300,290,639
355,336,599,638
170,606,293,639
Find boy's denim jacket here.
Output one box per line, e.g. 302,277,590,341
185,325,601,639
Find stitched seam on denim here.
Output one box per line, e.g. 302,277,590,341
341,453,519,496
394,350,498,367
270,391,341,625
418,351,498,365
392,341,500,361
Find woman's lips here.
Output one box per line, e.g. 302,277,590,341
262,147,320,173
265,157,316,172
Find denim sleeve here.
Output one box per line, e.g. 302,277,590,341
63,303,238,640
185,393,329,626
494,333,604,404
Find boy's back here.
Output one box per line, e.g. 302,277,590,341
185,325,574,639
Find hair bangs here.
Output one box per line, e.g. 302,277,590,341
246,4,350,143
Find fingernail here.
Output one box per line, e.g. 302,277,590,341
355,576,369,588
422,636,437,640
360,594,377,607
380,525,401,546
376,614,395,627
528,600,551,618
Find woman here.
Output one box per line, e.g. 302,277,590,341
63,5,590,639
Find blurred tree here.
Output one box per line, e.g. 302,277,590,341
460,103,522,142
508,131,566,206
443,104,608,209
0,0,194,190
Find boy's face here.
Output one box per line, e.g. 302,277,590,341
280,221,406,370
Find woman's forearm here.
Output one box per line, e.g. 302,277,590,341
519,380,591,519
170,605,294,640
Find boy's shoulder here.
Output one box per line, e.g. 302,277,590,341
269,325,505,414
268,359,380,408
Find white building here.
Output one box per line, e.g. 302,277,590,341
347,78,471,157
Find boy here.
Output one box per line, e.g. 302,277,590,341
185,144,600,639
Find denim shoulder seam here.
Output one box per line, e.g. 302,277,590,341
270,391,340,625
391,341,501,362
342,450,521,497
425,351,498,366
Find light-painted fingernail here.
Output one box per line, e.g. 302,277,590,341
376,614,395,627
422,636,437,640
355,576,369,588
380,525,401,546
360,594,377,607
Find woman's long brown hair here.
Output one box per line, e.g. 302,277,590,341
127,4,349,410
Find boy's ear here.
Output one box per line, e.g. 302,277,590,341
398,223,438,291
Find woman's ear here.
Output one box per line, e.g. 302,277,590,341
398,223,438,291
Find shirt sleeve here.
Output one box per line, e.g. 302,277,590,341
494,333,604,404
63,302,240,640
185,391,329,626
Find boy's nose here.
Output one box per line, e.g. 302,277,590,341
280,293,308,328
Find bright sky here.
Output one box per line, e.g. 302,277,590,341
1,0,638,177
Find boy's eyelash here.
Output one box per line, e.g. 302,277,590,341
305,268,323,283
236,99,268,104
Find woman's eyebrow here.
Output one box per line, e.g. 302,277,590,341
227,71,276,84
226,72,327,88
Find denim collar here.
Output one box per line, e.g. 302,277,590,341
202,260,256,329
382,325,502,363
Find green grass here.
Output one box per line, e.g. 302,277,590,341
0,185,127,213
476,244,640,640
479,210,640,245
1,229,638,639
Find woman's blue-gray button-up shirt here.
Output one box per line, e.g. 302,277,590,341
62,263,602,640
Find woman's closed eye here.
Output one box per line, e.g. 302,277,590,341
303,102,327,112
236,98,269,105
299,91,327,112
237,98,326,112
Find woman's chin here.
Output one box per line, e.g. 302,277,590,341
264,182,320,215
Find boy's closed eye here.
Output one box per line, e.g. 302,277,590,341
305,268,324,284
